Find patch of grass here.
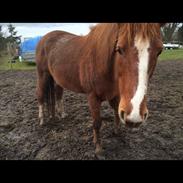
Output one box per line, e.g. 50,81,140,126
0,54,36,70
159,48,183,61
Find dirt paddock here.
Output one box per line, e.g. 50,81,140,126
0,60,183,160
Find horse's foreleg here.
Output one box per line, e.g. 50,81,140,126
38,105,44,125
113,110,120,135
88,93,102,155
109,97,120,135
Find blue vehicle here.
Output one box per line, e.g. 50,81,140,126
20,36,42,62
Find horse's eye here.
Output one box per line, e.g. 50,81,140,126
116,46,125,55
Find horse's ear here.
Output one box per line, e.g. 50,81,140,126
159,23,166,27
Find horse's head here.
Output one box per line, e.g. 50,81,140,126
115,23,165,128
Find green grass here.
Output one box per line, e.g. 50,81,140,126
0,54,36,70
159,48,183,61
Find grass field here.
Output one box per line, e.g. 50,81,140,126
0,55,36,70
159,48,183,61
0,49,183,70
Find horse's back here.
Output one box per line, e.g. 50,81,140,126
36,30,76,71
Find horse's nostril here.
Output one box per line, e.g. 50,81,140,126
120,110,125,120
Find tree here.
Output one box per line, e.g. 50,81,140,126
177,24,183,43
0,25,7,51
5,24,21,58
161,23,179,43
6,24,21,45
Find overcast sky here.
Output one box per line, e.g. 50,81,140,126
0,23,97,41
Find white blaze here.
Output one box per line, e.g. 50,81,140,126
127,35,150,123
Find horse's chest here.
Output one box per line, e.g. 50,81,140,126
94,79,118,100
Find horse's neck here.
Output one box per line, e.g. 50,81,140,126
82,34,116,74
81,35,116,83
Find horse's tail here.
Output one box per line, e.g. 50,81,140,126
44,74,55,118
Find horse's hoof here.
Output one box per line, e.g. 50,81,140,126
39,118,44,126
61,112,68,118
95,153,105,160
113,128,120,136
95,150,105,160
95,145,105,160
55,114,61,119
49,116,56,121
56,113,67,120
40,122,44,126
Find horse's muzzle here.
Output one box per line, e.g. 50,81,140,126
119,110,148,128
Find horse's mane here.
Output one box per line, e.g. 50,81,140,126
117,23,161,46
83,23,119,73
81,23,161,90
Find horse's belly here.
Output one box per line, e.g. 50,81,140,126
58,80,84,93
52,66,84,93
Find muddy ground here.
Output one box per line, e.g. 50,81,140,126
0,60,183,160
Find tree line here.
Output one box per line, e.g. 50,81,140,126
0,24,21,54
162,23,183,43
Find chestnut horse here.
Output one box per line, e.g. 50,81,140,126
36,23,164,155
